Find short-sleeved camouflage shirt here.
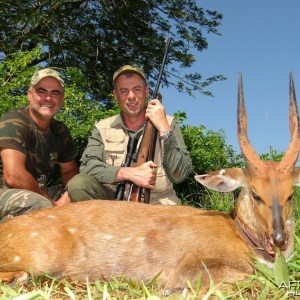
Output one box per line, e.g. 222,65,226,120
0,107,77,189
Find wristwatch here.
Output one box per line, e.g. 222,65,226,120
159,130,173,141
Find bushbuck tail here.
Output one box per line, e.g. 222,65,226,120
0,74,298,293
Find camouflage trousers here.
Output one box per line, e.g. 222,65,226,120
0,185,63,223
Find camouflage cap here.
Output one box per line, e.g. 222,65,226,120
30,68,65,87
113,65,146,84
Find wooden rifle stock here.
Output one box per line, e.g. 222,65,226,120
129,38,171,203
129,118,157,203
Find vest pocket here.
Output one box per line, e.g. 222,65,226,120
104,134,126,166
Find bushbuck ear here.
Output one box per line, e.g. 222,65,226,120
293,167,300,186
195,168,246,192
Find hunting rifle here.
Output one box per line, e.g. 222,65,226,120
128,37,171,203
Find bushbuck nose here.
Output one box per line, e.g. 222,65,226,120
273,231,286,248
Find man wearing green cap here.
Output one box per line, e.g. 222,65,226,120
0,68,79,221
67,65,193,204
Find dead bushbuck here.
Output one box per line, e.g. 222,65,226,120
0,74,298,294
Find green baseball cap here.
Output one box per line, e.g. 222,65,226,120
113,65,146,84
30,68,65,87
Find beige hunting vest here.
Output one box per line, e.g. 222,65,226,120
95,115,179,205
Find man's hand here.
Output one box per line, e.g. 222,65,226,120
53,191,71,207
145,99,171,135
117,161,157,189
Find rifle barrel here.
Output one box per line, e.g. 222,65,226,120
153,37,171,100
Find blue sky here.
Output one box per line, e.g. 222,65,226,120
162,1,300,155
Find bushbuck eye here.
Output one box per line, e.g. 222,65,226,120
251,191,263,203
287,194,293,202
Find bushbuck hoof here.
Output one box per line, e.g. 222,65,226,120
0,271,29,285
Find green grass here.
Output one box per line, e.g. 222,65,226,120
0,191,299,299
0,251,299,300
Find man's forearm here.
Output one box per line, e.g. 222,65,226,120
80,160,121,184
5,171,53,202
162,136,193,183
60,162,79,187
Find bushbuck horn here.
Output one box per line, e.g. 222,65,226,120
278,72,300,174
237,74,265,174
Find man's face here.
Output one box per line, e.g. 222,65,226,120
27,77,64,122
113,73,149,118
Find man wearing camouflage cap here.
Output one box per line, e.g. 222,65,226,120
0,68,79,221
67,65,193,204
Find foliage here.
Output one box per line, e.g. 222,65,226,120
293,187,300,237
182,124,242,174
259,146,284,162
0,48,39,112
55,68,119,156
176,123,244,206
0,0,225,104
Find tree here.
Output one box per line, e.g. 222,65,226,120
0,0,224,105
